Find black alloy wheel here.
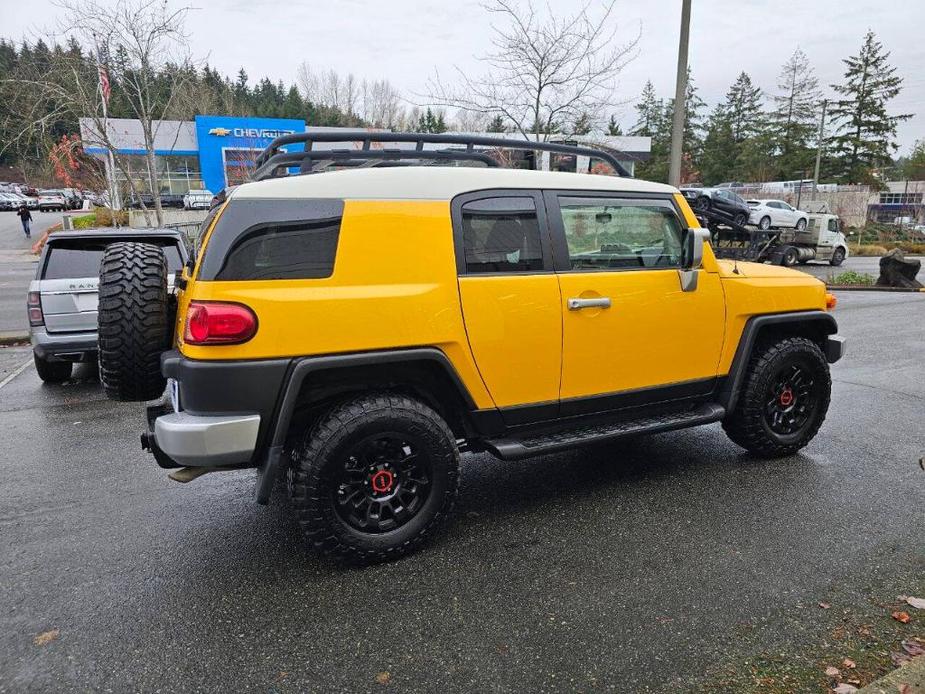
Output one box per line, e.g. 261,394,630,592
733,212,748,227
332,433,432,534
764,363,820,437
695,196,711,211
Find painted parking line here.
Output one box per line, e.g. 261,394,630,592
0,358,33,390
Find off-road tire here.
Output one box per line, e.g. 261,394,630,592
722,336,831,458
34,354,71,383
97,242,171,401
288,393,460,564
830,248,846,266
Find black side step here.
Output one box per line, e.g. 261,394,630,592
484,403,726,460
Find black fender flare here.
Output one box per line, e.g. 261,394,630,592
717,311,838,412
255,348,478,503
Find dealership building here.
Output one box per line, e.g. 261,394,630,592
79,115,651,196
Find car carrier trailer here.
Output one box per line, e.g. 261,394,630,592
697,207,849,267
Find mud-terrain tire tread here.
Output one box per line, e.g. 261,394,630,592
288,393,459,564
34,354,71,383
722,336,831,458
97,242,170,401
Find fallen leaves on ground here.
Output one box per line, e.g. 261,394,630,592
891,651,912,666
842,658,856,669
905,596,925,610
825,665,841,677
375,671,391,685
832,684,858,693
892,611,912,624
33,629,59,646
901,640,925,656
819,602,832,609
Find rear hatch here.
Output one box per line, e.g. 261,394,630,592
39,238,183,333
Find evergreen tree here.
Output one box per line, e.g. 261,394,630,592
901,140,925,180
572,112,593,135
724,72,763,142
606,115,622,136
417,108,447,133
486,115,506,133
827,31,912,184
771,48,821,180
631,81,662,136
700,106,736,185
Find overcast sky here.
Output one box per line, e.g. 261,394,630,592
5,0,924,153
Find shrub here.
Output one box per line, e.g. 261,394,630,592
94,207,128,227
852,245,888,256
827,270,875,286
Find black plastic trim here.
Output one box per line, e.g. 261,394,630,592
717,311,838,411
559,377,717,418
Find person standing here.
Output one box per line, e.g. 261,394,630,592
17,204,32,238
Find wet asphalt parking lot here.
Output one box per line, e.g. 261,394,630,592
1,291,923,693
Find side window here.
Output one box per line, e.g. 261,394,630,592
215,219,340,280
828,218,839,232
460,196,544,274
558,197,684,270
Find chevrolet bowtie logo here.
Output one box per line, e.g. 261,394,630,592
208,127,231,136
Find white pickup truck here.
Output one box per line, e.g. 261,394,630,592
28,230,188,383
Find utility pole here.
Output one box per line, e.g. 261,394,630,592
812,99,827,197
668,0,691,188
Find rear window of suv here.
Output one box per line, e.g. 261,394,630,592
197,199,344,281
42,240,183,280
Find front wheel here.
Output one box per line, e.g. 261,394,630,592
695,196,711,212
722,336,831,458
830,248,846,266
733,212,748,227
289,393,460,563
796,218,807,231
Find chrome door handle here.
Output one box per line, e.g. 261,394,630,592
567,297,611,310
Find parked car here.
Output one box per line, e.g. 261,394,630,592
126,192,184,209
182,188,213,210
38,191,68,212
94,131,845,563
716,181,746,189
61,188,83,209
27,230,188,384
747,199,809,231
0,193,18,211
7,191,39,209
681,187,752,227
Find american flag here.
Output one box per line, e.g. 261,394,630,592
98,63,111,103
97,48,111,104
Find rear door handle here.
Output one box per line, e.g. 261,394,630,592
567,297,612,310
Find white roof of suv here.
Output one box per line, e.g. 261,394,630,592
232,166,677,201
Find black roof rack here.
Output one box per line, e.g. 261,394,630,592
252,130,631,180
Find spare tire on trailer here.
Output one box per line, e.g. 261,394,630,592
97,242,173,401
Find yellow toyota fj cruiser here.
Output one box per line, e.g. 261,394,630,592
98,132,844,563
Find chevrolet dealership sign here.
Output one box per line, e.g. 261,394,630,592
209,126,295,139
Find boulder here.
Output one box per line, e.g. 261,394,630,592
876,249,923,288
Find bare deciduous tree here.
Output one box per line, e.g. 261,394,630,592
297,63,360,116
426,0,639,141
1,0,196,225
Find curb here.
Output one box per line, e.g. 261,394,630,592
0,332,30,346
826,286,925,292
857,654,925,693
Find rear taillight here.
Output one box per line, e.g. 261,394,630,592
27,291,44,327
183,301,257,345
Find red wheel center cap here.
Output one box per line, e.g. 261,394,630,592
370,470,394,494
779,388,794,407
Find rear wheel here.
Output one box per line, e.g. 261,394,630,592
288,393,460,563
34,354,71,384
759,216,772,230
830,247,846,266
722,336,830,458
782,246,800,266
796,218,807,231
97,242,171,401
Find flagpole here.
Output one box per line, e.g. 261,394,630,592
95,37,121,216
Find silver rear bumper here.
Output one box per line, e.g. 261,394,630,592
31,328,97,361
153,411,260,467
